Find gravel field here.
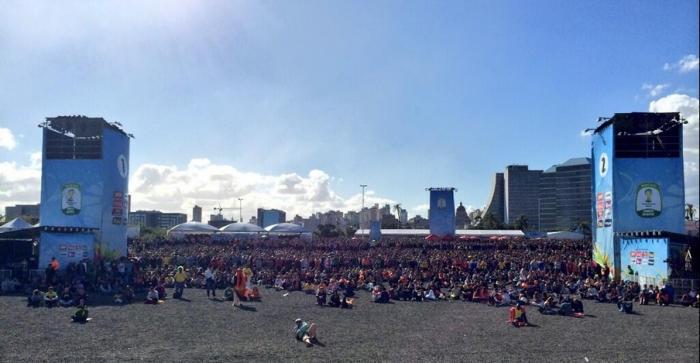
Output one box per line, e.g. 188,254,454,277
0,288,698,362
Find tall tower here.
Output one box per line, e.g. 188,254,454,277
591,112,685,281
427,187,456,237
39,116,132,268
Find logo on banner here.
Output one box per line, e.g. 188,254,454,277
636,183,662,217
61,183,82,215
599,153,609,177
437,198,447,209
596,192,604,228
117,154,128,178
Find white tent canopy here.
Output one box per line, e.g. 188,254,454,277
264,223,308,234
0,218,34,233
219,223,264,233
167,221,219,240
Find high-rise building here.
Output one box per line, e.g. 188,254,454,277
128,210,186,229
504,165,542,230
344,211,360,227
539,158,592,231
257,208,286,228
483,173,505,223
4,203,40,223
484,161,590,231
192,205,202,222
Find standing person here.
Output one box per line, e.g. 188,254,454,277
231,270,242,308
174,266,187,299
204,266,216,299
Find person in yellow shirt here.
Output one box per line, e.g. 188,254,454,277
173,266,187,299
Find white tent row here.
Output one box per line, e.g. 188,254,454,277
353,229,525,237
166,221,311,241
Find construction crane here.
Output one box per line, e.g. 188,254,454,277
213,203,237,221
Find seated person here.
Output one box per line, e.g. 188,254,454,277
539,296,558,315
316,286,327,306
679,292,693,307
44,287,59,308
120,285,135,304
58,287,74,307
530,294,544,309
155,283,166,300
572,297,584,314
341,294,352,309
510,302,530,327
328,291,341,307
144,287,160,304
450,286,461,301
344,284,355,298
424,288,437,301
558,296,573,316
656,289,670,306
27,289,43,307
302,282,315,294
617,296,633,313
294,318,318,347
114,292,124,305
99,280,113,294
72,300,89,323
249,286,261,301
224,287,234,301
414,286,424,302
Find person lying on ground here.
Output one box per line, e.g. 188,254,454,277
294,318,318,347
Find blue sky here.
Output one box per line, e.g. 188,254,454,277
0,0,698,219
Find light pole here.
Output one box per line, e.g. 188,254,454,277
238,198,243,223
360,184,367,230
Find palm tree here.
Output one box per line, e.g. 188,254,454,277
686,204,696,221
394,204,402,229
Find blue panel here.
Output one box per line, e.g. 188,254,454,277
592,125,615,273
98,128,130,259
620,237,668,287
429,189,455,236
39,159,103,228
369,221,381,241
39,232,95,269
613,158,685,234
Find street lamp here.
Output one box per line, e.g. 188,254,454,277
360,184,367,231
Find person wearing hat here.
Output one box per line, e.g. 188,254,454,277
294,318,318,346
173,266,187,299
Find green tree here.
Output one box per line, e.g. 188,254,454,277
479,212,503,230
514,215,529,231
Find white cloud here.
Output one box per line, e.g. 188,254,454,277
642,83,670,97
412,204,429,217
0,128,17,150
649,93,700,205
129,159,394,220
0,153,42,212
663,54,699,73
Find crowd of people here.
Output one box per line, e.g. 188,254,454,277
3,236,699,315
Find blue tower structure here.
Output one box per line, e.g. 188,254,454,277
38,116,132,269
590,112,686,284
427,187,456,237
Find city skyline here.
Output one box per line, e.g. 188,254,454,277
1,1,698,220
